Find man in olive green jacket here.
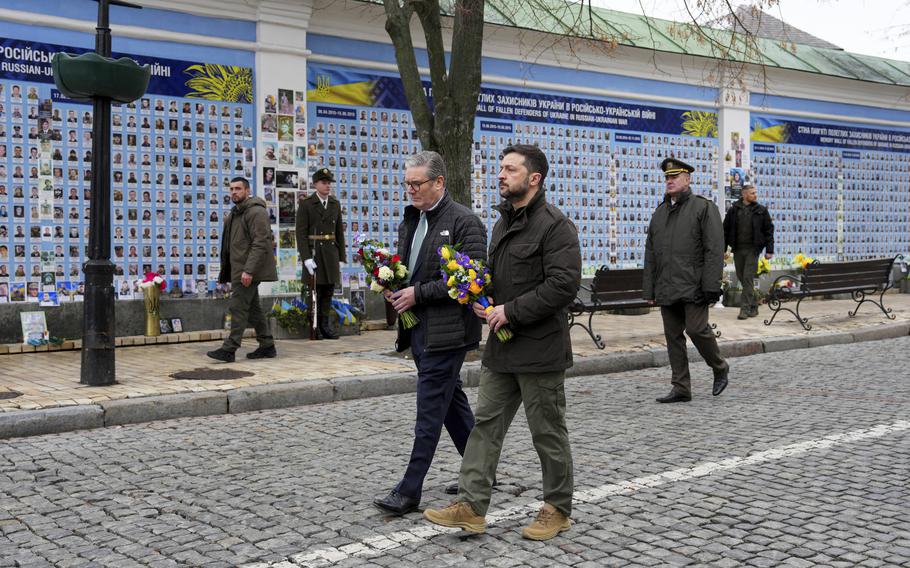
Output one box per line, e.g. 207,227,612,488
296,168,346,339
208,176,278,363
643,158,729,403
424,144,581,542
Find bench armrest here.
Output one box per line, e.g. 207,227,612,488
767,273,803,299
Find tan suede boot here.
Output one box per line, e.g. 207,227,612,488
521,503,571,541
423,501,486,534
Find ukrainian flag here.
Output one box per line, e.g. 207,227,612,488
308,66,377,106
751,117,789,143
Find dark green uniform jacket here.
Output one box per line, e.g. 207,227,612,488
483,189,581,374
295,193,345,286
218,196,278,284
642,190,724,306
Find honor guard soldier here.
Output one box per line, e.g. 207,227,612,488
296,168,346,339
643,158,729,403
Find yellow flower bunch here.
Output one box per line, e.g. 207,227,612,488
756,256,771,276
793,252,814,269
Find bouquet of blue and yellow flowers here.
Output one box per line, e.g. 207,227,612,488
353,235,418,329
438,244,512,342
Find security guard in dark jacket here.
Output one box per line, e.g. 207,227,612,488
723,183,774,319
643,158,729,403
296,168,345,339
208,176,278,363
373,151,487,516
424,145,581,542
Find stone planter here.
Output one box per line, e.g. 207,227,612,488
900,279,910,294
271,325,309,340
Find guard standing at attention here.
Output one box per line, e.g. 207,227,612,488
643,158,729,403
296,168,346,340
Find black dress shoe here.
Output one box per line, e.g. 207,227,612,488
656,390,692,403
246,345,277,359
444,483,458,495
712,367,729,396
206,348,235,363
373,490,419,515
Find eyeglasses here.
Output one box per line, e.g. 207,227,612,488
402,178,433,191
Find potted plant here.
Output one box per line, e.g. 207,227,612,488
268,298,309,339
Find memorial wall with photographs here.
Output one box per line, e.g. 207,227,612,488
750,115,910,261
259,87,308,294
0,35,255,305
307,64,719,276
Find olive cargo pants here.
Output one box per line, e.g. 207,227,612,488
457,366,573,517
222,283,274,352
734,247,760,311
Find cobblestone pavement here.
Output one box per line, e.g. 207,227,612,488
1,337,909,567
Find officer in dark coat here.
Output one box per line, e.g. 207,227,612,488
643,158,729,403
296,168,345,339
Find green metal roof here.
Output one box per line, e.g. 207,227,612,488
418,0,910,88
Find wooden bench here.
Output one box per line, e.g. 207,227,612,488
764,256,902,331
569,267,719,349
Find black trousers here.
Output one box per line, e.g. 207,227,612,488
315,284,334,330
395,324,475,500
660,301,727,395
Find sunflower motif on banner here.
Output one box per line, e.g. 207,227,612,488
680,110,718,137
183,63,253,102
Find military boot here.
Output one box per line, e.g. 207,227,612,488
522,503,571,541
319,316,339,340
423,501,486,533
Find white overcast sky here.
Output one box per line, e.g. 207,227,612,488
592,0,910,62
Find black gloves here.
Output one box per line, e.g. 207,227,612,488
699,290,722,305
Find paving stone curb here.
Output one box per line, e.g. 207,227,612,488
101,392,228,426
1,326,907,439
0,405,104,439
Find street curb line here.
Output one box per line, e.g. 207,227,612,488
1,325,908,439
101,392,227,426
0,405,104,438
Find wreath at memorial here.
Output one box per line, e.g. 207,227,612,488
268,299,308,333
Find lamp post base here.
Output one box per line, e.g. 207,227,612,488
80,259,116,386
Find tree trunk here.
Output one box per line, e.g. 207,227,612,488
383,0,485,208
435,108,474,206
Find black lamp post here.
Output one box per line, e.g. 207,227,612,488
53,0,147,386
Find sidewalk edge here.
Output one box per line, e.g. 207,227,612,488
1,326,907,440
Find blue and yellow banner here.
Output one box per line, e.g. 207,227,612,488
751,114,910,153
308,63,717,137
0,37,252,102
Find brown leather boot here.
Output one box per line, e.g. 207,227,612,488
423,501,486,533
522,502,571,541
